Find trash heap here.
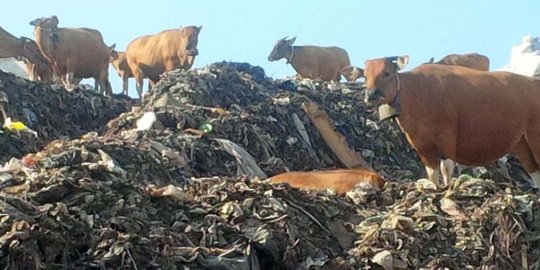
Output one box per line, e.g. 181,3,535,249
106,62,425,180
0,70,133,163
345,176,540,269
1,62,540,269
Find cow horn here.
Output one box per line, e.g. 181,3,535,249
281,36,289,41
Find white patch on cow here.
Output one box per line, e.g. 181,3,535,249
425,166,439,186
530,170,540,187
440,159,455,185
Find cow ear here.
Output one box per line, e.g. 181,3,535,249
287,36,296,45
396,55,409,70
109,43,116,52
198,25,203,31
51,15,59,26
428,57,434,63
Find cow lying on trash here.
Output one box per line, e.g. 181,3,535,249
363,55,540,187
270,168,384,194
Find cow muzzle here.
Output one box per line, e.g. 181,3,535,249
187,49,199,56
364,88,383,105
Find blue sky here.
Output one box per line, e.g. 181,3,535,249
3,1,540,97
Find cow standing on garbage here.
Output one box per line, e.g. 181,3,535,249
364,55,540,187
267,36,351,82
30,16,114,95
125,26,202,99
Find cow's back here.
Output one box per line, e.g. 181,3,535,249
47,28,110,77
295,45,350,81
437,53,490,71
401,64,540,164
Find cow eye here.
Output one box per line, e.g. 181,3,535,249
383,72,391,77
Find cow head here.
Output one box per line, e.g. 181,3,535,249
268,36,296,62
182,26,202,57
364,55,409,105
29,15,59,30
19,37,49,66
110,50,127,78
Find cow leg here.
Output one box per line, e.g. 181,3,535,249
65,72,75,91
94,78,100,94
122,73,129,96
512,136,540,187
131,68,144,99
425,165,440,185
419,155,440,185
439,159,455,186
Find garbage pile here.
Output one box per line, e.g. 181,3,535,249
105,62,425,180
0,70,133,163
1,62,540,269
345,176,540,269
0,133,367,269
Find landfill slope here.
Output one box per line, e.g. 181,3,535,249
0,62,539,269
0,70,133,163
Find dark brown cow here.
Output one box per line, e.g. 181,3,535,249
270,168,385,194
30,16,114,95
267,36,351,82
0,27,43,65
0,26,50,81
125,26,202,99
363,55,540,186
21,41,54,84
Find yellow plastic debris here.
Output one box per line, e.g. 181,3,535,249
3,117,37,137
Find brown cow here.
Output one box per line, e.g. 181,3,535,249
0,27,42,63
110,50,154,96
110,50,131,96
429,53,490,71
125,26,202,99
363,55,540,187
267,36,351,82
20,41,54,84
270,168,385,194
426,53,491,181
29,16,114,95
0,27,49,79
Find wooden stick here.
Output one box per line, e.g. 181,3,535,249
302,101,371,170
